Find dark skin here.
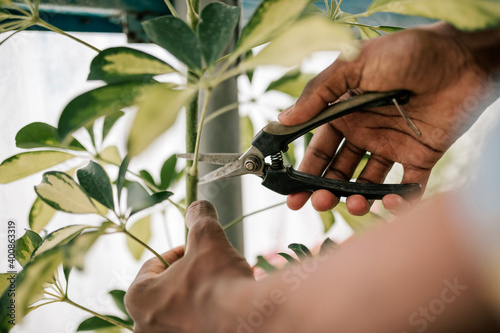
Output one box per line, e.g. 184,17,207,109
125,23,500,332
279,22,497,215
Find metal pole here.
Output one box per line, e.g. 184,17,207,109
175,0,244,254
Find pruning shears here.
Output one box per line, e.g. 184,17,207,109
179,90,422,200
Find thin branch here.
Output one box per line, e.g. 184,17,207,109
36,20,101,52
64,298,134,332
203,101,240,125
123,229,170,268
0,26,29,46
163,0,179,18
332,0,343,19
189,89,212,177
223,202,286,231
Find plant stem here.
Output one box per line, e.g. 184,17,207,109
332,0,343,20
203,101,240,125
0,25,30,46
123,229,170,268
186,0,200,30
190,88,212,178
185,89,199,208
36,19,101,53
64,298,133,332
163,0,179,18
223,202,286,231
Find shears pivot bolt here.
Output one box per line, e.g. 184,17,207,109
244,156,261,172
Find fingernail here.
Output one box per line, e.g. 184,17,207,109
278,105,294,120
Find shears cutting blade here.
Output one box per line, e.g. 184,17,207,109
178,90,422,200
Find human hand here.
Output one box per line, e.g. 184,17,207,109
124,201,254,333
279,22,495,215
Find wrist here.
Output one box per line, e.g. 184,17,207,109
196,277,258,332
446,22,500,77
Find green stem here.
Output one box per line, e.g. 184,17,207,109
29,300,60,312
163,0,179,18
190,88,212,178
223,202,286,231
332,0,343,20
36,20,101,53
64,298,133,332
0,26,29,46
186,0,200,30
204,101,240,125
123,229,170,268
185,89,199,208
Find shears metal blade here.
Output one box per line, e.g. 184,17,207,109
178,90,422,200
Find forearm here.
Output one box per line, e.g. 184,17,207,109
209,195,498,332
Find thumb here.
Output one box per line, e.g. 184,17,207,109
278,59,360,126
185,200,232,256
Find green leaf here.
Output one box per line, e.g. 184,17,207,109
234,0,314,56
142,16,202,70
126,215,151,260
352,153,370,179
277,252,298,265
319,210,335,233
15,230,42,267
58,81,155,141
88,47,176,83
29,197,56,233
365,0,500,31
63,228,108,270
239,16,357,70
266,69,315,98
255,255,276,273
0,273,13,298
0,248,63,325
288,243,313,259
77,161,115,210
358,25,382,39
15,122,85,151
117,156,130,202
373,25,405,33
0,151,75,184
32,224,90,257
240,115,254,153
160,155,177,190
126,182,172,215
77,315,132,331
335,202,383,233
319,237,338,256
198,2,240,66
100,146,122,165
102,111,124,141
35,172,100,214
127,86,195,156
139,170,156,189
0,0,12,6
109,290,130,319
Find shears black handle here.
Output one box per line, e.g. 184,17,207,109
252,90,410,156
262,166,421,200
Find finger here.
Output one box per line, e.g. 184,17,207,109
382,194,412,216
135,246,185,281
278,59,361,126
383,165,429,214
286,191,311,211
287,124,343,211
310,140,365,211
185,200,232,256
346,154,394,215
